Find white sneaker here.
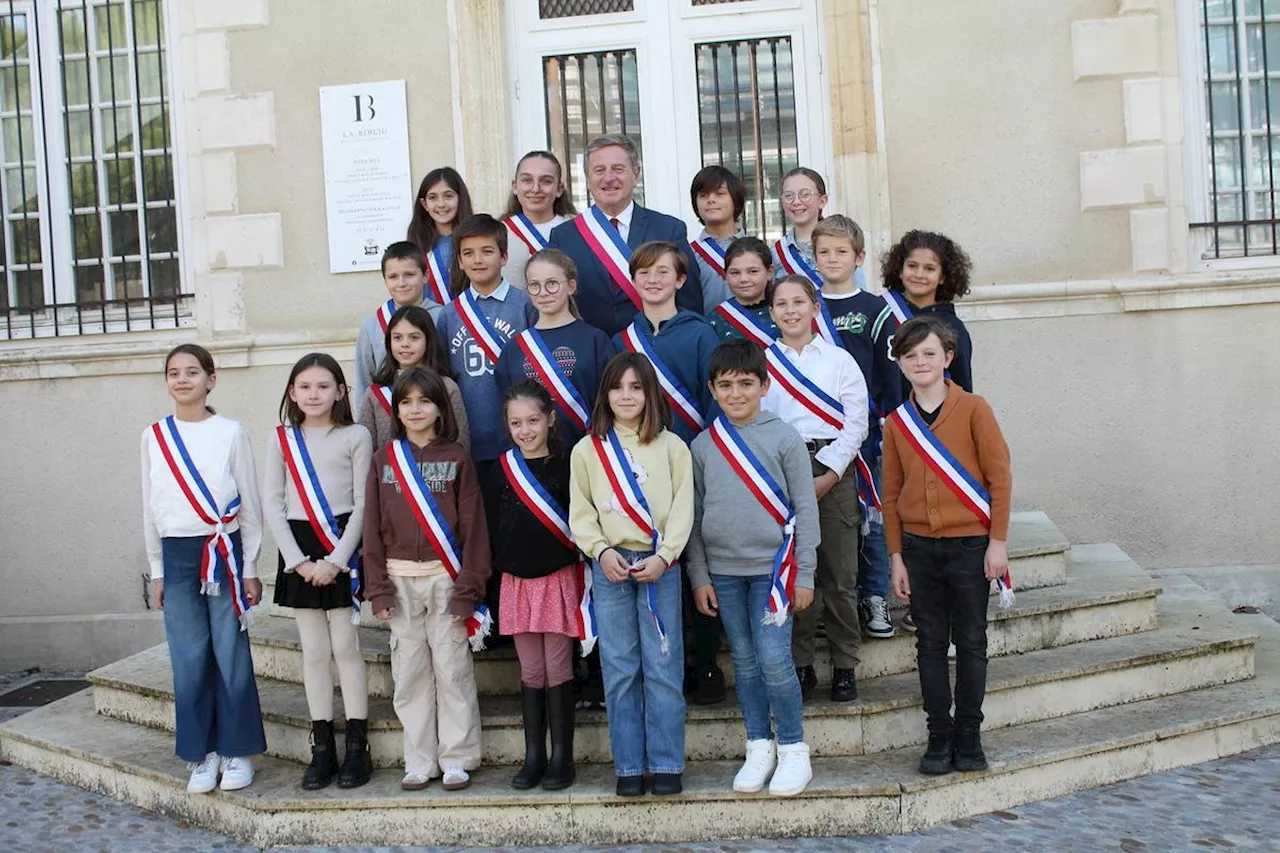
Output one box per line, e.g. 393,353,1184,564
861,596,896,639
732,738,777,793
218,756,254,791
400,771,432,791
768,742,812,796
441,766,471,791
186,751,221,794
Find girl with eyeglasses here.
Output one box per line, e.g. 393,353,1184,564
500,151,579,290
771,167,867,289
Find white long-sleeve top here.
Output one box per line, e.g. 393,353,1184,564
501,213,567,289
140,414,263,580
762,335,869,479
263,423,372,571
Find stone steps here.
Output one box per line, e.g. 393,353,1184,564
250,543,1155,699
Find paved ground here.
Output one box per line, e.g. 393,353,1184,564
0,743,1276,852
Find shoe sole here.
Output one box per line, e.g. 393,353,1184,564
918,764,954,775
219,779,253,791
768,780,812,796
830,693,859,703
953,761,989,773
864,627,896,639
186,782,217,794
732,780,768,793
400,781,430,791
442,779,471,791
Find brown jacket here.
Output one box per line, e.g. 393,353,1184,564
362,437,491,618
882,382,1012,554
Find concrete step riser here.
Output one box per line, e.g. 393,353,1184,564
252,590,1156,699
92,641,1253,767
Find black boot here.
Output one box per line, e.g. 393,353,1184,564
542,682,576,790
337,718,373,788
918,730,955,775
953,726,988,772
511,686,548,789
301,719,338,790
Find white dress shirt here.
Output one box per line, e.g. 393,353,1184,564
762,335,869,478
607,201,635,243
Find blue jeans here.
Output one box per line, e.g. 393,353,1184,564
710,574,804,745
592,548,686,776
161,534,267,762
857,459,889,600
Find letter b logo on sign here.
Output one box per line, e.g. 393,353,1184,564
353,94,376,122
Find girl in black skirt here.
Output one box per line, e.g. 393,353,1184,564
264,353,374,789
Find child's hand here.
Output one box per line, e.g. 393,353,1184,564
793,587,814,612
244,578,263,607
629,555,667,583
152,579,164,611
890,554,911,601
692,584,718,617
375,607,395,621
295,561,316,583
984,539,1009,582
310,560,341,586
813,471,839,501
599,549,632,583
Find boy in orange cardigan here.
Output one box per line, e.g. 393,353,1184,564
883,316,1011,776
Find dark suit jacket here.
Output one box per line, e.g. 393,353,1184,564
548,205,704,337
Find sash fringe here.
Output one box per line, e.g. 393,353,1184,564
468,607,493,653
761,610,789,628
201,580,221,596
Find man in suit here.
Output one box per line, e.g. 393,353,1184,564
549,134,704,336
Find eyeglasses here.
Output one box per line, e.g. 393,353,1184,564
516,175,558,189
782,190,820,203
526,278,565,295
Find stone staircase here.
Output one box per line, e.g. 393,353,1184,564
3,511,1279,847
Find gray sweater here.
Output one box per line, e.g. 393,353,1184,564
353,297,443,405
685,411,820,590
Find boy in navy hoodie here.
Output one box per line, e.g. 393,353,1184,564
612,240,725,705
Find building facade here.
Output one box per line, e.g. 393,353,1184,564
0,0,1275,669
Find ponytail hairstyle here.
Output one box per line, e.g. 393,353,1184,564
279,352,354,428
407,167,474,254
504,150,579,219
371,305,452,388
503,379,565,458
163,343,217,414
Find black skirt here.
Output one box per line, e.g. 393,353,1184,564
273,516,361,611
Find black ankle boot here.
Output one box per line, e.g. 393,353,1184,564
953,726,988,772
918,730,955,775
301,719,339,790
512,686,548,789
542,682,576,790
337,718,373,788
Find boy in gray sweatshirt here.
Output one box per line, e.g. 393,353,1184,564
353,241,443,404
686,339,819,797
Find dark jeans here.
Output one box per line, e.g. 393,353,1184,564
902,532,989,734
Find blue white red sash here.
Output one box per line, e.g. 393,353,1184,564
277,426,362,623
455,289,507,364
499,449,596,654
813,293,841,347
150,416,249,628
708,417,798,626
574,206,641,309
372,384,393,416
888,399,1014,606
619,322,705,433
514,329,591,433
376,299,396,334
852,453,882,531
386,439,493,649
883,290,914,328
590,430,671,654
690,236,727,278
713,299,773,348
504,213,548,255
765,343,844,430
426,247,451,306
774,237,821,287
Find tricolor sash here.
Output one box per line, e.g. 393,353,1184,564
386,438,493,649
852,453,882,532
765,343,844,431
690,236,727,279
883,290,914,328
774,237,821,287
499,449,596,654
619,322,706,433
574,206,641,309
708,417,798,626
426,247,451,306
888,400,1014,607
456,289,507,365
277,426,362,623
372,384,394,416
590,430,672,654
150,416,250,628
514,329,591,432
375,299,396,334
504,213,548,255
712,299,773,348
813,293,841,347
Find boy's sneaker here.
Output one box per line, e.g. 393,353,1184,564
400,772,432,791
768,742,812,796
918,732,954,775
691,664,726,706
953,727,989,772
732,738,777,793
441,766,471,791
186,752,221,794
218,756,254,791
860,596,895,639
795,665,817,702
900,612,917,633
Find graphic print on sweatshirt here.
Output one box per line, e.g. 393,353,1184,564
450,317,521,378
521,344,579,381
604,447,648,517
382,460,458,493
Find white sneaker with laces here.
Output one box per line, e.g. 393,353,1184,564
861,596,896,638
441,766,471,791
186,751,221,794
218,756,254,791
732,738,777,793
768,742,812,796
400,771,432,790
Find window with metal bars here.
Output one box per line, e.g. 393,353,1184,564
544,49,643,212
1193,0,1280,258
538,0,632,20
0,0,184,341
695,36,797,242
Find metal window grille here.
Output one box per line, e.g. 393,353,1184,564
695,36,798,242
691,0,749,5
1193,0,1280,258
538,0,632,20
544,49,643,212
1,0,185,341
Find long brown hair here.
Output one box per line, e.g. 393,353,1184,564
164,343,217,414
590,352,669,444
371,305,452,387
279,353,354,428
390,366,459,443
407,167,473,254
503,150,578,218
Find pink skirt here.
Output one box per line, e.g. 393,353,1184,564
499,565,581,637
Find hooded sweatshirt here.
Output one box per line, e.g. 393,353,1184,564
684,411,820,590
361,437,491,618
871,299,973,414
